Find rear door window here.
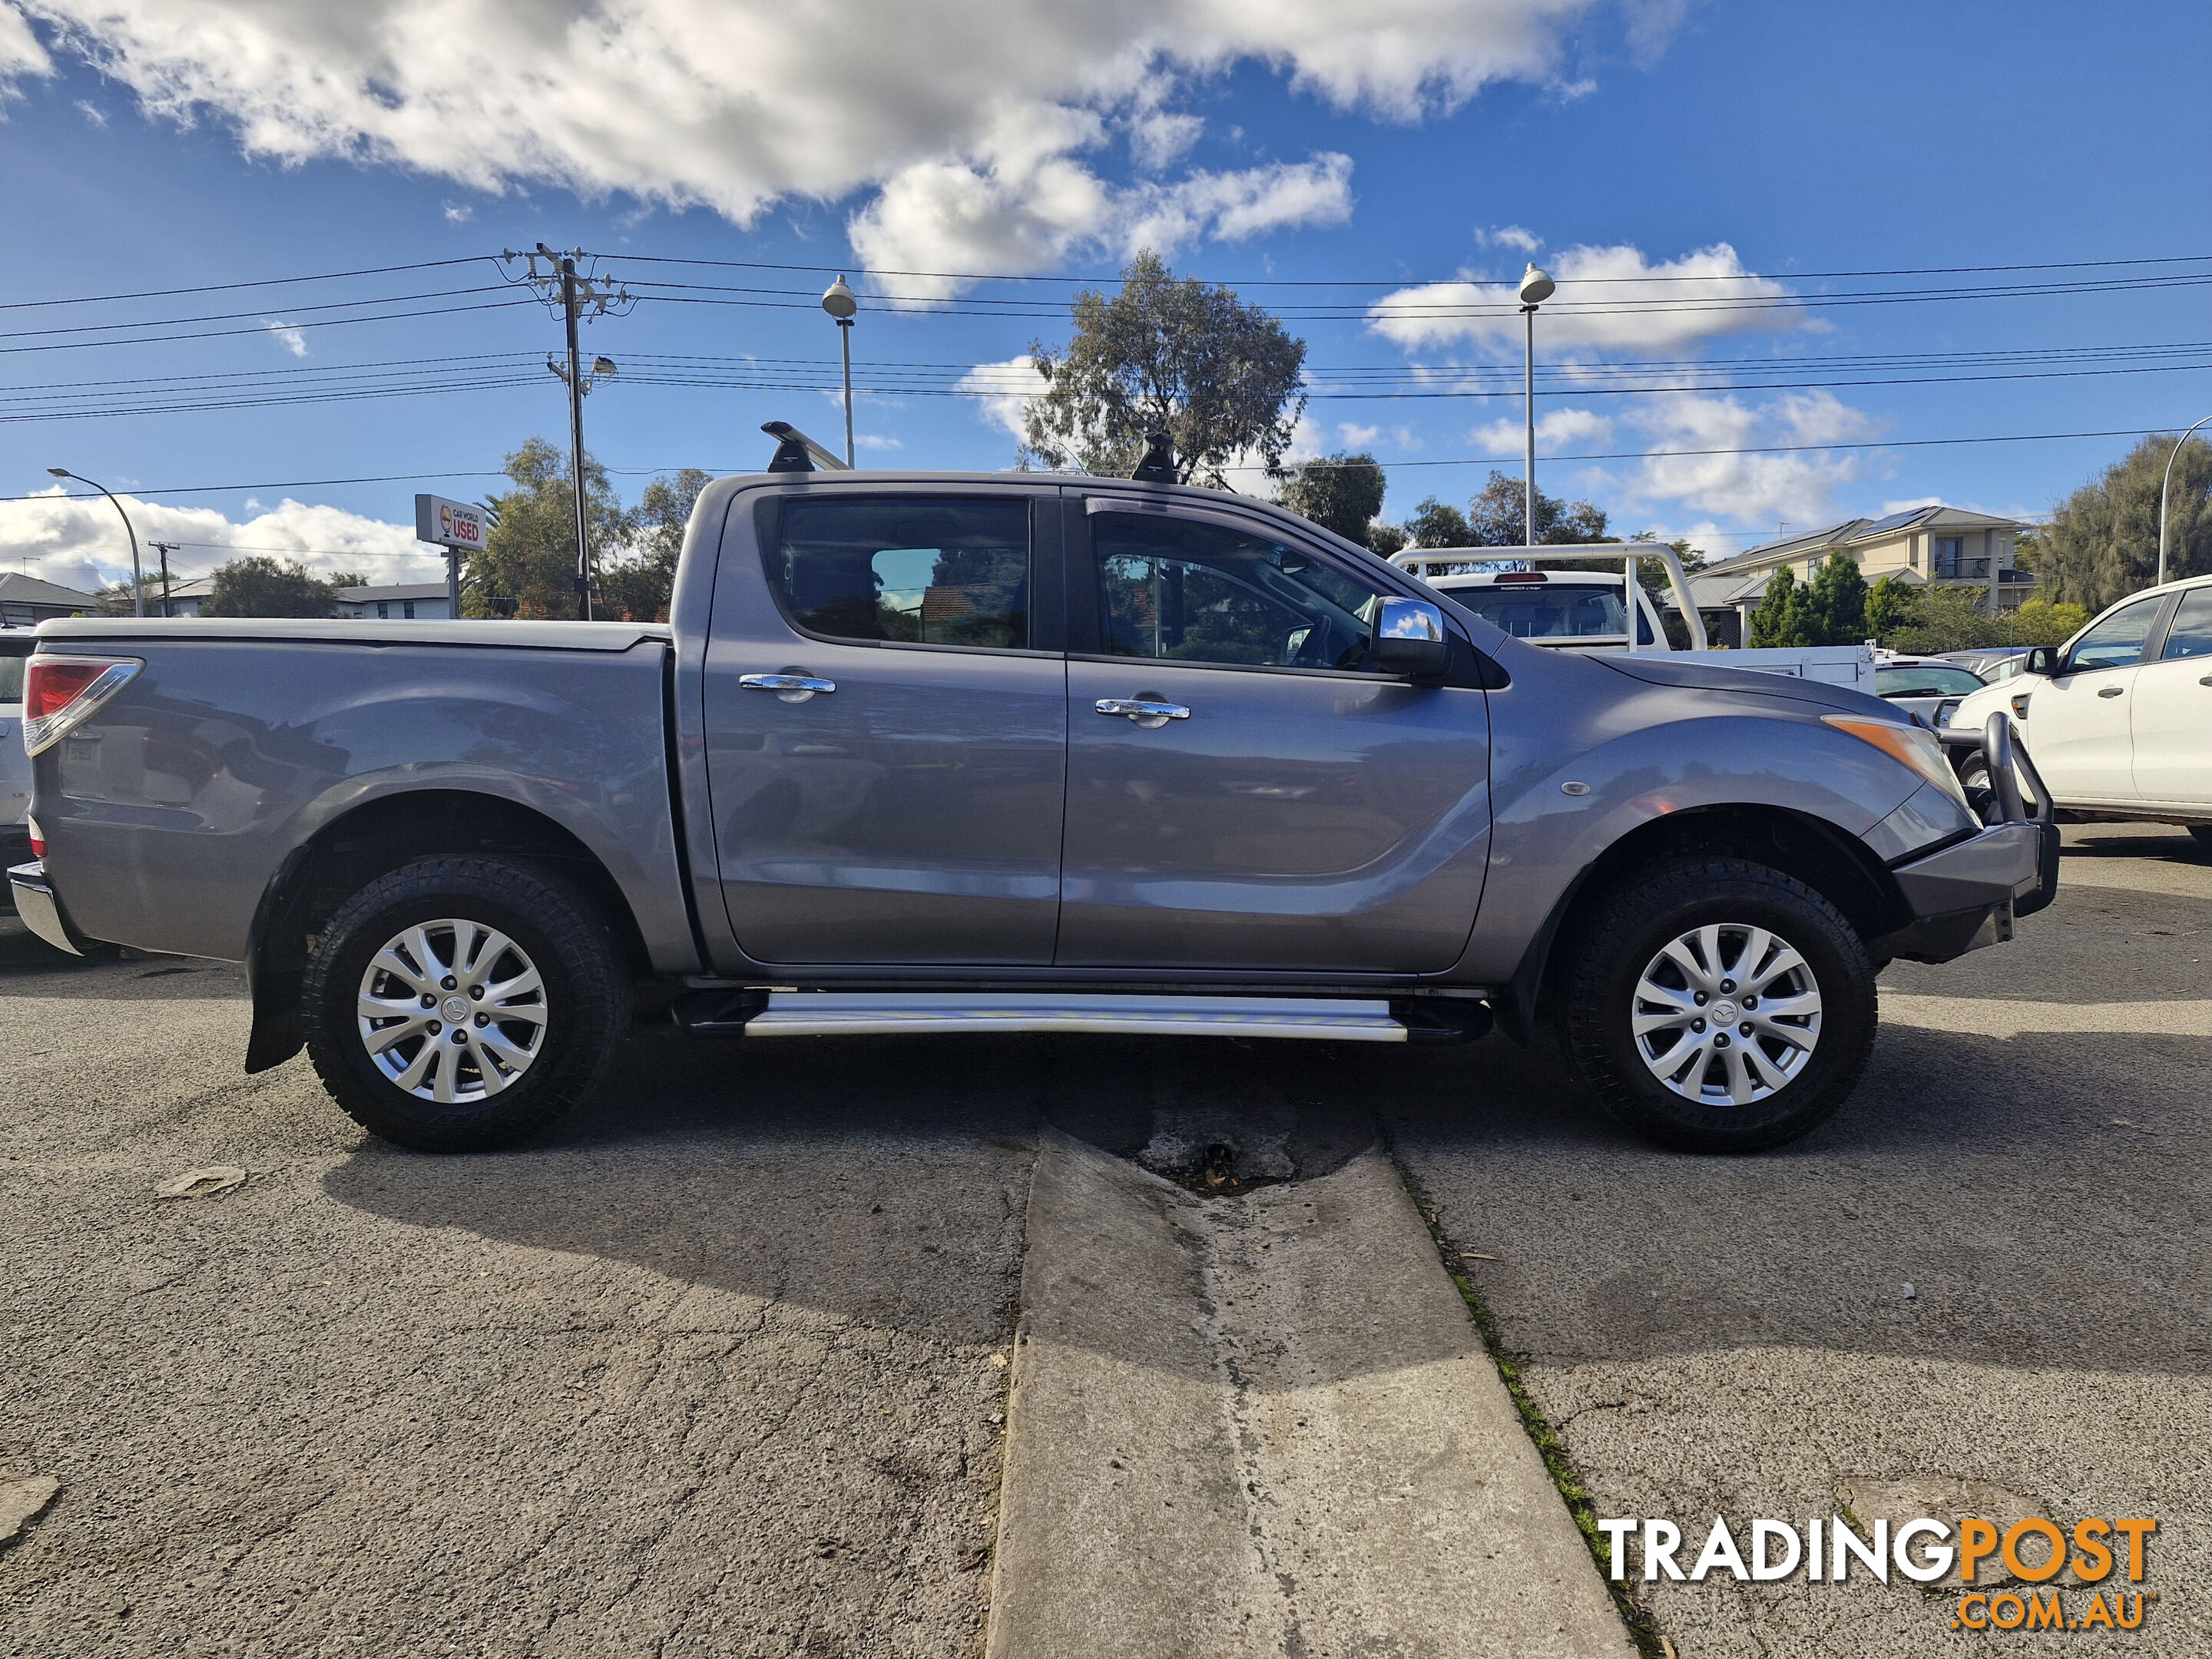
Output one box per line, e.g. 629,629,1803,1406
763,496,1033,650
2157,588,2212,661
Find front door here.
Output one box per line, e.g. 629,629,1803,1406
2022,593,2164,803
2132,584,2212,806
1058,502,1492,973
702,488,1066,965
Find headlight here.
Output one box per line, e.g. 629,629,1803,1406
1822,714,1972,810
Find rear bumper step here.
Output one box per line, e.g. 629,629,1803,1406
677,991,1435,1042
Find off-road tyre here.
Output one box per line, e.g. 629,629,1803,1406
1559,855,1877,1153
303,856,630,1152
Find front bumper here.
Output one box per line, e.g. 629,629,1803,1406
1869,714,2058,965
7,860,88,955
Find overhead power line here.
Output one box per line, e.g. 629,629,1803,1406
2,425,2181,505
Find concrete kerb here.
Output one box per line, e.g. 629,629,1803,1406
984,1126,1635,1657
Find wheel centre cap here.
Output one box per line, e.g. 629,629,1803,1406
1710,998,1739,1024
442,995,471,1022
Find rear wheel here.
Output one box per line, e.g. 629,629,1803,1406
1559,856,1876,1153
303,856,629,1152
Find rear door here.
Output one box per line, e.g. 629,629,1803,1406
2022,594,2165,803
1058,499,1492,973
700,487,1068,965
2131,584,2212,806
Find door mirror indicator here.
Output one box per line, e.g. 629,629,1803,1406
1373,598,1449,680
2022,645,2061,677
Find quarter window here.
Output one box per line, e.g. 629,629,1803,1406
2158,588,2212,661
2065,595,2161,673
767,497,1032,650
1091,513,1388,673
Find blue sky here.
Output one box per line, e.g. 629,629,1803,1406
2,0,2209,593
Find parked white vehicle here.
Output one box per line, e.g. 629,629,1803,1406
1,629,34,866
1944,572,2212,849
1392,544,1882,691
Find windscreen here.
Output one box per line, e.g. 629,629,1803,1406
1451,582,1650,642
1876,664,1984,697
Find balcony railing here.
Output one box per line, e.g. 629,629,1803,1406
1932,558,2036,584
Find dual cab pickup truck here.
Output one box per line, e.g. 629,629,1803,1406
10,462,2054,1154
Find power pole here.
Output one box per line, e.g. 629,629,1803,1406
148,541,179,617
505,246,631,620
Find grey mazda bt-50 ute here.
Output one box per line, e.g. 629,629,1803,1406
10,455,2055,1154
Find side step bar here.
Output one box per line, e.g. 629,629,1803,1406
671,992,1492,1045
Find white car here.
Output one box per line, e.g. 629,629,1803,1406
0,630,34,868
1945,573,2212,850
1406,565,1667,652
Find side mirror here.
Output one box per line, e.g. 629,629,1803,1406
1373,597,1449,680
2022,645,2061,677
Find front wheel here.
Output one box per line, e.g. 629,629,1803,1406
1558,856,1876,1153
302,856,631,1152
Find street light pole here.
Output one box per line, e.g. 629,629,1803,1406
822,276,859,467
48,468,144,617
1516,263,1555,548
2157,414,2212,588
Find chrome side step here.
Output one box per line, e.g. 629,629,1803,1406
740,992,1409,1042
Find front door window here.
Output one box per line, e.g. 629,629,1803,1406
1092,514,1387,674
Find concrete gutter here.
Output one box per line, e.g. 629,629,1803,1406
985,1129,1634,1657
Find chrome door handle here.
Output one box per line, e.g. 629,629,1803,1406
2097,685,2124,698
1096,697,1190,723
740,673,836,702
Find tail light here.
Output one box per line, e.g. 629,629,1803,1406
23,655,141,756
26,816,44,858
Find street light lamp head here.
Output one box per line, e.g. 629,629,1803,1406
1518,263,1556,307
47,468,71,478
821,275,859,321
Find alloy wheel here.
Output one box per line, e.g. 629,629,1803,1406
1631,922,1823,1107
355,919,548,1104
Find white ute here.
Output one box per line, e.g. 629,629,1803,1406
1944,571,2212,849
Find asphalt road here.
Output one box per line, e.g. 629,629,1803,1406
2,823,2205,1656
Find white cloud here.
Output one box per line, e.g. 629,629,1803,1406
851,143,1353,300
263,320,309,356
442,198,473,224
1472,406,1611,454
1475,224,1541,252
1369,240,1797,353
0,488,435,591
1131,110,1204,172
73,95,102,125
854,433,902,452
0,3,51,87
13,0,1649,277
1608,389,1882,527
958,354,1048,443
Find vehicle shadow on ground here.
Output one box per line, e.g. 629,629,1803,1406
320,1028,1405,1357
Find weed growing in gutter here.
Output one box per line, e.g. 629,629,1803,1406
1391,1156,1667,1659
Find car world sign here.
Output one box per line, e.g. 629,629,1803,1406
414,494,486,551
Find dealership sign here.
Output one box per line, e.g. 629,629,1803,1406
414,494,486,551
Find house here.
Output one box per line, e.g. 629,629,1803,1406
1669,506,2035,647
333,583,454,621
0,571,97,629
